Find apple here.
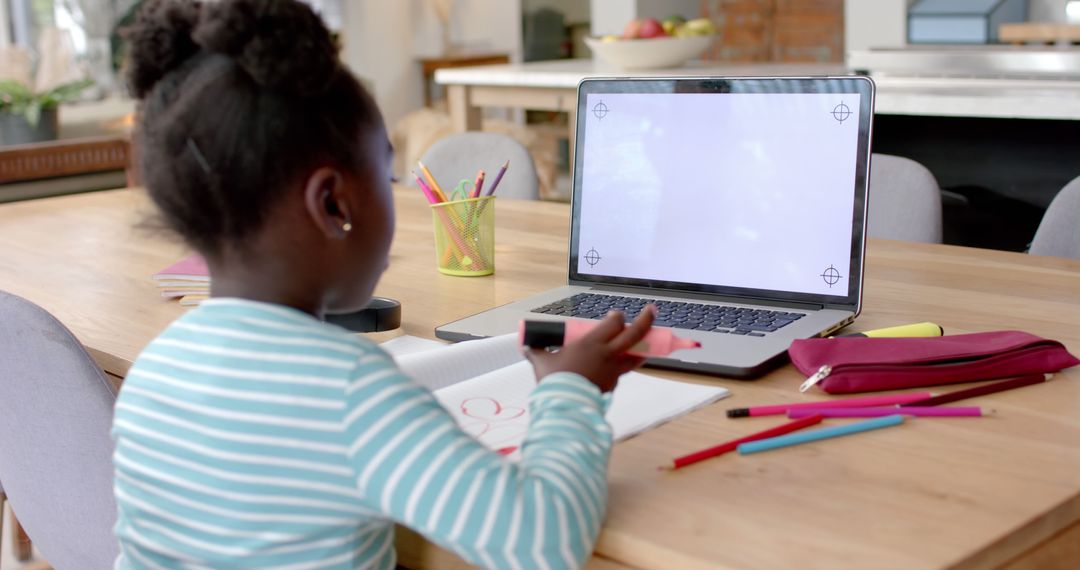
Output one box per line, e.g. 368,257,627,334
637,17,667,39
622,18,642,39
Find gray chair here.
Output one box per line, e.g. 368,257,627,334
867,153,943,243
414,132,540,200
0,291,119,569
1030,174,1080,259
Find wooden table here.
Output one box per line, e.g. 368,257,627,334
434,59,1080,213
434,58,1080,160
435,60,848,164
2,188,1080,569
419,51,510,107
436,58,1080,127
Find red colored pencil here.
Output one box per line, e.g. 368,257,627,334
899,373,1049,407
660,414,824,471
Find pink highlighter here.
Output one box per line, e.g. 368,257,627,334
519,320,702,357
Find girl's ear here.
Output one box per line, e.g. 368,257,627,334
302,167,353,239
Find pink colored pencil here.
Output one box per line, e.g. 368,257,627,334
726,392,933,418
789,406,987,419
412,171,441,204
471,170,486,198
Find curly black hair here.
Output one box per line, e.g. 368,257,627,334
125,0,379,255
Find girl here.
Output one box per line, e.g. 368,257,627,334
112,1,655,569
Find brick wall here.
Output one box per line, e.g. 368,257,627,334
699,0,844,62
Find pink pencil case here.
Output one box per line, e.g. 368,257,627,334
789,330,1079,394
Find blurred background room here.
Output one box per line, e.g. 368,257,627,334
2,0,1080,251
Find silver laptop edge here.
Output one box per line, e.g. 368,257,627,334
436,76,875,379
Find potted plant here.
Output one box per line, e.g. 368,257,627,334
0,78,93,146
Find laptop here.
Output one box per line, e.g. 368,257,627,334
436,76,875,378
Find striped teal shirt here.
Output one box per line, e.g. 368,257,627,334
112,298,611,569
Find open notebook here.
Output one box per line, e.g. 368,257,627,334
381,334,730,458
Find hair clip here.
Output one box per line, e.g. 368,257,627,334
186,138,212,175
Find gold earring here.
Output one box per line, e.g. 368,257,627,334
342,222,353,232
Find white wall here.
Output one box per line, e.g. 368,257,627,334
342,2,417,131
0,0,10,46
526,0,590,23
591,0,699,36
635,0,699,22
1029,0,1069,22
844,0,908,52
342,0,522,129
590,0,636,36
456,0,523,57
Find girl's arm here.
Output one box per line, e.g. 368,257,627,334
341,352,610,570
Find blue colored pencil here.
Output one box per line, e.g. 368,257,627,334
736,414,905,455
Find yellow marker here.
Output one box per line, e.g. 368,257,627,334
835,322,943,338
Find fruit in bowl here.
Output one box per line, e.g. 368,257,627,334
629,17,668,39
618,16,715,40
587,17,716,70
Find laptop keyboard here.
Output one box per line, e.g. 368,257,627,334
530,293,805,337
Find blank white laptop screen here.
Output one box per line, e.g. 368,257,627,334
575,91,862,297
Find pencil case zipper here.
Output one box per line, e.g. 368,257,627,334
799,344,1064,393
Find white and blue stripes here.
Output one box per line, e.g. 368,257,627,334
113,298,611,569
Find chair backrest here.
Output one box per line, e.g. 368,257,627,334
867,153,943,243
415,132,540,200
0,291,119,570
1030,174,1080,259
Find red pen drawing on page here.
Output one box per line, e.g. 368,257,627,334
459,397,527,453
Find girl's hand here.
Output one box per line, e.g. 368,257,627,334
524,306,656,393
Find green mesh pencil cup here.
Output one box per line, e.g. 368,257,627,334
430,196,495,276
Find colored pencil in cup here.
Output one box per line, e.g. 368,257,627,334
415,172,485,269
414,171,467,265
485,160,509,196
659,415,824,471
900,374,1050,407
414,169,471,229
726,392,933,418
788,406,988,419
471,170,486,198
737,414,905,455
418,161,448,202
412,171,441,204
439,204,486,270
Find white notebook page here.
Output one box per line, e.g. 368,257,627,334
383,335,729,458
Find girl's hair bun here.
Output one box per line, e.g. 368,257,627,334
194,0,340,97
124,0,202,98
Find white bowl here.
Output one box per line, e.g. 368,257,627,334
584,35,712,70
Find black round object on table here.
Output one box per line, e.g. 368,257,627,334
324,297,401,332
